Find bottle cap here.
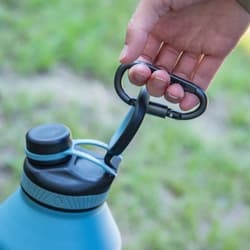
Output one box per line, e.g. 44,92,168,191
22,124,119,211
26,123,72,155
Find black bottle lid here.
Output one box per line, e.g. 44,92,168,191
22,124,118,211
26,123,72,155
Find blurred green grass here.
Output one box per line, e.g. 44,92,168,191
0,0,134,80
0,1,250,249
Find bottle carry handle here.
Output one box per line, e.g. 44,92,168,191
25,139,117,176
104,87,149,167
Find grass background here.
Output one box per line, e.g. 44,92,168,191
0,1,250,249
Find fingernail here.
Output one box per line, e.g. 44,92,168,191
166,92,179,100
119,45,128,61
152,77,166,86
165,92,181,104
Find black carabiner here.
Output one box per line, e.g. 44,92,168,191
114,61,208,120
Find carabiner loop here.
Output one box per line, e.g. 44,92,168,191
114,61,208,120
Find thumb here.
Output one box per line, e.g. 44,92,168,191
119,0,170,63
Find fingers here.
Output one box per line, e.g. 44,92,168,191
139,35,163,62
127,35,166,88
155,44,182,72
152,50,224,111
119,28,148,64
179,55,224,110
146,44,184,101
168,52,202,109
147,70,170,97
164,83,184,103
192,55,224,91
127,51,224,112
164,53,224,111
129,44,182,97
128,63,152,86
119,0,170,63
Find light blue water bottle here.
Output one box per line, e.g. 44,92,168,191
0,83,151,250
0,62,207,250
0,123,122,250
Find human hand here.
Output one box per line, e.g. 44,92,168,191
119,0,250,110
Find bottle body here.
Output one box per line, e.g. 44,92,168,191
0,188,121,250
0,123,121,250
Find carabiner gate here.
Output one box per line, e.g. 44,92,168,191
114,61,208,120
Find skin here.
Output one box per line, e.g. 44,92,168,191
119,0,250,110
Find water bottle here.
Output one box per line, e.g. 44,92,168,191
0,84,150,250
0,123,121,250
0,62,207,250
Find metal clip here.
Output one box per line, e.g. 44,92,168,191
114,61,208,120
